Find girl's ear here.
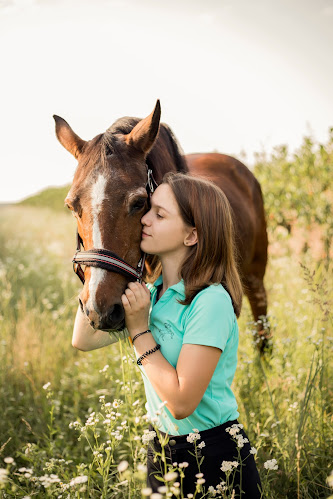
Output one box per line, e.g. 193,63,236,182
184,228,197,247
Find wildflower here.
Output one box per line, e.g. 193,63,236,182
157,486,168,493
117,460,129,473
142,430,156,444
179,462,189,468
137,463,147,473
113,400,120,408
264,459,278,470
132,399,140,406
198,441,206,449
69,476,88,486
164,471,178,481
197,478,205,485
187,495,194,498
235,434,249,448
192,428,199,433
0,468,9,485
326,470,333,488
195,473,204,478
208,485,217,496
250,447,257,454
151,494,163,499
141,487,152,496
42,382,51,390
220,461,239,472
4,457,14,464
186,432,201,443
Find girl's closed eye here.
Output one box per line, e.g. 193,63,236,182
156,213,164,219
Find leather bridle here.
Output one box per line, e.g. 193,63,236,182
72,165,159,285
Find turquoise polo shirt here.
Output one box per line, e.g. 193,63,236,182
135,274,239,436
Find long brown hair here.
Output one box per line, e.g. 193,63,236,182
146,172,243,318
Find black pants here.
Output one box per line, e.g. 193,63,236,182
147,420,262,498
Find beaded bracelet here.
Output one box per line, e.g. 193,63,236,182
132,329,151,344
137,344,161,366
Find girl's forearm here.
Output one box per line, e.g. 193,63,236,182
133,333,183,420
72,305,121,351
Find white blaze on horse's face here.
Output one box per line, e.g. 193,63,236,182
87,173,108,313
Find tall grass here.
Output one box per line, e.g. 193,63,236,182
0,205,332,498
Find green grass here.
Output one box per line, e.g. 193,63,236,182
18,184,71,212
0,205,332,498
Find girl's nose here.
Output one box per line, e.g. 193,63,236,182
141,211,151,225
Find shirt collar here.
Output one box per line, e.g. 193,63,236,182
153,274,185,298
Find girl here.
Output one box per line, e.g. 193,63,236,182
72,172,262,497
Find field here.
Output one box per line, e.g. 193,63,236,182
0,133,332,498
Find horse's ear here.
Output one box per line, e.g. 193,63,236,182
125,100,161,155
53,115,86,159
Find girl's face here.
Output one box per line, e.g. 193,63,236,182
140,184,195,257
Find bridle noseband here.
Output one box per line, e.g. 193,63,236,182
72,166,158,285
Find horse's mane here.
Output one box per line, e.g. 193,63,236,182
102,117,188,174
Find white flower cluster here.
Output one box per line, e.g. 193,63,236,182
220,461,239,472
264,458,278,470
225,423,248,448
186,428,201,443
142,430,156,444
38,473,61,488
0,468,9,485
69,475,88,487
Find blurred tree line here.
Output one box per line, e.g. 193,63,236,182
254,128,333,261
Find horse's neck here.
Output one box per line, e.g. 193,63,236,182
147,125,188,185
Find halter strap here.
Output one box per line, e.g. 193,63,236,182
72,165,157,284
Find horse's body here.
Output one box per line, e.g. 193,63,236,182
54,101,268,347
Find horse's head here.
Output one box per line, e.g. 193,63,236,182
53,101,161,331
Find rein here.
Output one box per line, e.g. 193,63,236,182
72,166,158,285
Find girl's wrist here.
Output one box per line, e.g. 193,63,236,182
128,325,149,339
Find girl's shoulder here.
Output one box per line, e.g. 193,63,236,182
186,283,234,317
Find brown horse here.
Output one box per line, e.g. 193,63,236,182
54,101,269,349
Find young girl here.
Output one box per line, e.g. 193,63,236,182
72,172,262,497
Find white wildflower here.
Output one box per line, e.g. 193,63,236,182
142,430,156,444
250,447,257,454
157,486,168,493
117,460,129,473
164,471,178,481
264,459,278,470
43,382,51,390
198,441,206,449
220,461,239,472
4,457,14,464
141,487,152,496
69,475,88,486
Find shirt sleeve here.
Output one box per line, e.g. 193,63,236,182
182,287,235,352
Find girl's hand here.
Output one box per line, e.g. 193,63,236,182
121,281,151,337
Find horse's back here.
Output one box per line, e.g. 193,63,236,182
185,153,267,268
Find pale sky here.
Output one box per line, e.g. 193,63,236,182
1,0,332,202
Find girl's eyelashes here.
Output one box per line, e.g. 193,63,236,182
156,213,163,219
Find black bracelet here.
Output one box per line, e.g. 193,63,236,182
132,329,151,344
137,344,161,366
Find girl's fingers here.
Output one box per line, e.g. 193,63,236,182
121,293,130,308
125,288,137,303
128,282,146,301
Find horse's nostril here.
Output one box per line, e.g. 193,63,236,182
108,304,124,325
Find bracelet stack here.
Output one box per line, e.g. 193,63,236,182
137,343,161,366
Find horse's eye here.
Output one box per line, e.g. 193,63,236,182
130,198,147,213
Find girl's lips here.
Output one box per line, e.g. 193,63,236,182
142,232,151,238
